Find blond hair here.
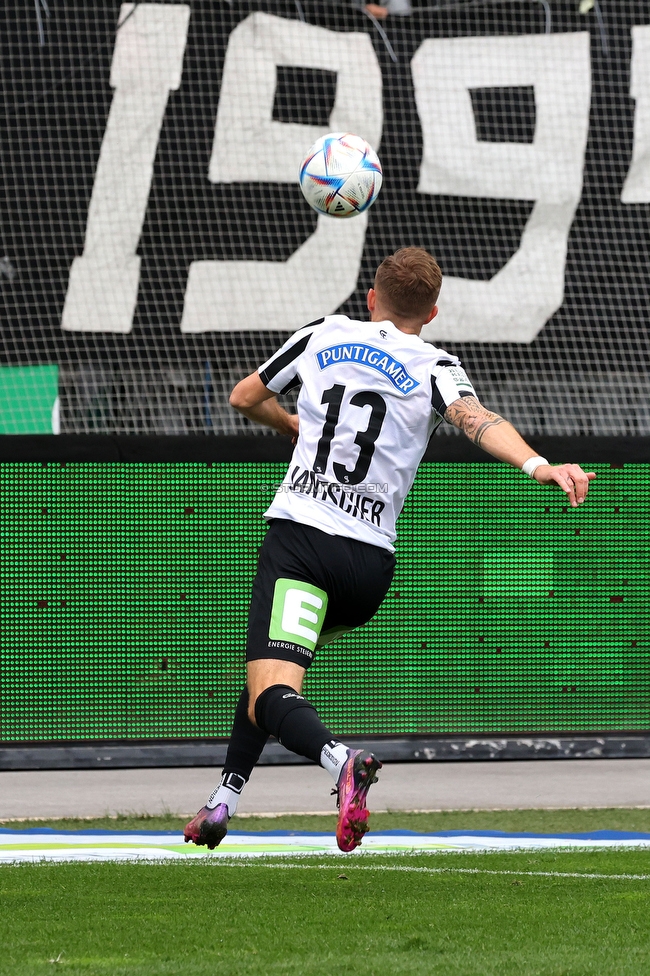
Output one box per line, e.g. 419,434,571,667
374,247,442,320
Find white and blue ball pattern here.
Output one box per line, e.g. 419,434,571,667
298,133,382,218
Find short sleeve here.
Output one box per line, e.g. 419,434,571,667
430,363,478,419
258,320,322,394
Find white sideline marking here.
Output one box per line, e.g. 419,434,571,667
2,852,649,880
212,862,650,881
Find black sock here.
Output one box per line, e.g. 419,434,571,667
254,685,334,765
222,686,269,781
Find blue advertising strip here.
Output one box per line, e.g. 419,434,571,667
2,828,650,863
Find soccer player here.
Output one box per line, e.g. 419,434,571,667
184,247,595,853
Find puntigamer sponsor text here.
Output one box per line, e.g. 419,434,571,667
315,343,420,394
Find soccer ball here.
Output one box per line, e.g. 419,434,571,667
298,133,382,218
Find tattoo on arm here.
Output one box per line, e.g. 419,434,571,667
443,396,508,448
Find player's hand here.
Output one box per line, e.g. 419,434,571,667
533,463,596,507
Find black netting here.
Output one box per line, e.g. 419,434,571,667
1,1,648,434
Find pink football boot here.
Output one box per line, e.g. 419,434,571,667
335,750,382,852
183,803,230,850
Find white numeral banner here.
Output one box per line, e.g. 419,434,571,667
62,8,649,343
62,3,190,334
415,33,591,344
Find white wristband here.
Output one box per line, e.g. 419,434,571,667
521,456,549,478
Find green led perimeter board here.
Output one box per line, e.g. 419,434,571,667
1,462,648,741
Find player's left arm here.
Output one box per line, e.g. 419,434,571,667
444,396,596,507
230,371,299,439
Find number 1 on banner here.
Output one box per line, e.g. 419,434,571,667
62,4,190,334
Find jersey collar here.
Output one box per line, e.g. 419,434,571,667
374,319,423,343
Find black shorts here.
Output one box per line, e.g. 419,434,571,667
246,519,396,669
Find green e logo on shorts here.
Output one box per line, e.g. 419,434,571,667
269,579,328,652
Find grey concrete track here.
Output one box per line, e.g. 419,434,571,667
1,759,649,819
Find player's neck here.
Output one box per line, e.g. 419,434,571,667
393,322,423,336
369,312,423,336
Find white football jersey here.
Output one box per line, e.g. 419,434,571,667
258,315,478,551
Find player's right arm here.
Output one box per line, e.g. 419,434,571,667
443,395,596,508
229,371,298,439
229,320,322,438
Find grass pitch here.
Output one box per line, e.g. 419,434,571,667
1,812,650,975
1,851,650,975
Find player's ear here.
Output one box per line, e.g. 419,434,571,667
367,288,376,312
423,305,438,325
